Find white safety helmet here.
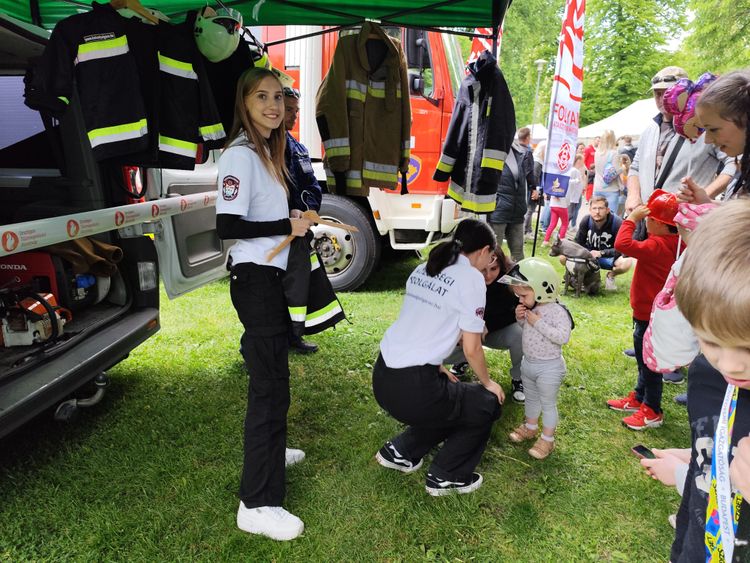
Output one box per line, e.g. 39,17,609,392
194,7,243,63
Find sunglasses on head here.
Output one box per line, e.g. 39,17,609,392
283,87,301,99
651,74,680,85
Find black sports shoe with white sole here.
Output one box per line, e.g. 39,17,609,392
375,441,423,474
425,472,483,496
511,379,525,403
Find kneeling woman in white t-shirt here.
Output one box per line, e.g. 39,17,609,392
373,219,505,496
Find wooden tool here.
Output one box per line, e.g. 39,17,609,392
266,211,359,261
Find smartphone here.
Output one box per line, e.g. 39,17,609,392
631,444,655,460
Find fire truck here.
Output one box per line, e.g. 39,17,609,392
260,25,468,290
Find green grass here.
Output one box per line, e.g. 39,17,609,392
0,243,689,562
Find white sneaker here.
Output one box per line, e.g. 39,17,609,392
605,274,616,291
236,503,304,541
285,447,305,467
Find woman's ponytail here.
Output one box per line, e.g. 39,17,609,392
425,219,496,276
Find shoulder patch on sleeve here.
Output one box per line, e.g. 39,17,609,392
475,307,485,319
222,175,240,201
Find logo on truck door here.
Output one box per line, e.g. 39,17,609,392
407,156,422,185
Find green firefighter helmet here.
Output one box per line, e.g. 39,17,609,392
194,7,243,63
498,257,560,303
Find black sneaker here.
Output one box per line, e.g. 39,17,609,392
623,348,636,358
663,371,685,385
449,362,469,378
511,379,525,403
425,472,483,497
375,441,423,474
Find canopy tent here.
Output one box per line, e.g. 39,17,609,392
0,0,512,32
577,98,657,141
522,123,548,144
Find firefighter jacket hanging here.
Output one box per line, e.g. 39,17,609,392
283,235,346,338
24,2,225,168
315,22,411,196
432,50,516,213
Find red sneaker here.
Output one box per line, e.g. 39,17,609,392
607,391,642,412
622,404,664,430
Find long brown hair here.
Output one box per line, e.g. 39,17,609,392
226,67,289,193
697,69,750,196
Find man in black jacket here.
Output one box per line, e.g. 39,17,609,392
559,195,632,290
488,130,535,262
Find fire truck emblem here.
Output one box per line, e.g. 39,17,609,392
2,230,19,252
151,204,160,218
180,199,188,212
67,220,80,238
203,194,210,206
115,211,125,226
222,175,240,201
557,141,572,172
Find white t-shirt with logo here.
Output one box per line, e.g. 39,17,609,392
380,254,486,368
216,139,290,270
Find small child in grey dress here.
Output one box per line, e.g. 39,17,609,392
499,257,572,459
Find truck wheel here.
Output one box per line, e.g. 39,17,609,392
312,194,381,292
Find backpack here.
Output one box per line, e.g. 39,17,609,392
601,152,618,184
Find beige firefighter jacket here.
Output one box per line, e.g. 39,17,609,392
315,22,411,195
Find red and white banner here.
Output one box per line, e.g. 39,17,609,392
542,0,585,197
0,191,217,258
466,26,503,70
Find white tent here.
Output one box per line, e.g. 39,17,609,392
578,98,657,141
523,123,548,144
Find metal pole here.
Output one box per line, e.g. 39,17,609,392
529,59,546,257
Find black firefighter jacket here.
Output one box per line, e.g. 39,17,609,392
25,2,225,168
283,235,346,338
433,50,516,213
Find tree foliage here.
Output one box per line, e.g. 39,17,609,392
580,0,686,126
674,0,750,77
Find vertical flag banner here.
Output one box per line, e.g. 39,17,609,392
466,26,503,71
542,0,585,197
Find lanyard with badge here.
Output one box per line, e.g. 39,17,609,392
705,384,742,561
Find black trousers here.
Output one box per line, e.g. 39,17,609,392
230,262,291,509
632,318,663,413
372,354,501,482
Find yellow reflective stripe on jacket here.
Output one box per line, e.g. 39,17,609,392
200,123,226,141
448,184,495,213
364,161,398,183
158,53,197,80
326,146,351,157
437,153,456,173
306,300,343,327
159,135,198,158
88,118,147,148
76,35,129,64
58,96,69,105
346,79,367,102
310,254,321,271
289,305,307,322
480,148,507,171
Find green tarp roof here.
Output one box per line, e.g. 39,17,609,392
0,0,511,31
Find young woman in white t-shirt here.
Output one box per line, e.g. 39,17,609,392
372,219,505,497
216,68,313,541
